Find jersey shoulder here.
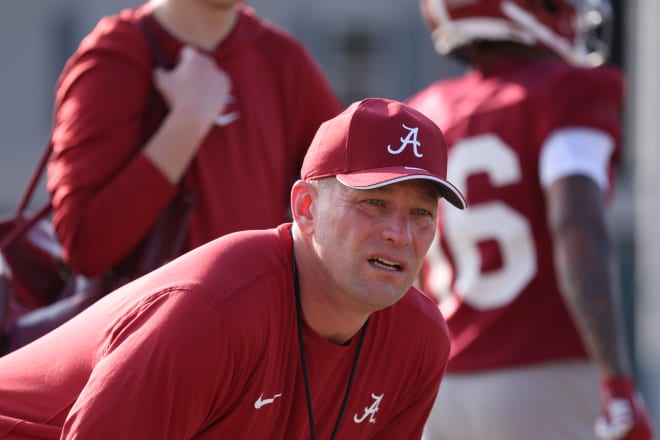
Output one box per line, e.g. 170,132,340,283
391,288,450,343
57,5,152,91
171,226,291,298
547,62,624,96
378,288,451,373
240,6,311,63
78,6,149,60
540,63,624,135
543,62,624,106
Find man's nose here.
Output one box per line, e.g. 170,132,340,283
382,211,413,245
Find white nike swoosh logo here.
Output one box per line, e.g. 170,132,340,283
215,111,240,126
254,393,283,409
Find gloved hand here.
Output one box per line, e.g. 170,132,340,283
594,376,653,440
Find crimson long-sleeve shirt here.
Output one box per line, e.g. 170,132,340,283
0,224,449,439
48,4,342,276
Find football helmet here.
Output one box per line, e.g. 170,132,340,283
420,0,613,66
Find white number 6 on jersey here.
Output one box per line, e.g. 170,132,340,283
427,134,537,311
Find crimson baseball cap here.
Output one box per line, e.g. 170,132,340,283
301,98,466,209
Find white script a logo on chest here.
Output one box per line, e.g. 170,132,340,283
353,393,384,424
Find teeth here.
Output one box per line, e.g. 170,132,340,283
371,258,402,271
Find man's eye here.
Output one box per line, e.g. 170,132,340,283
412,208,433,217
364,199,384,207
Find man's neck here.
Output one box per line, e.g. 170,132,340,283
292,240,370,346
150,0,239,51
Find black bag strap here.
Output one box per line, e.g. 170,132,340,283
14,139,52,217
137,16,167,68
0,138,53,251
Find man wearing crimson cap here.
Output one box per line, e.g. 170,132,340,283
0,98,465,439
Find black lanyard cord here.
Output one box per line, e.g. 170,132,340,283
328,318,369,440
292,252,369,440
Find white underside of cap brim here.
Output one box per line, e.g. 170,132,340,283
336,172,467,210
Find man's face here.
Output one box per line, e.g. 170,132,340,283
309,178,438,314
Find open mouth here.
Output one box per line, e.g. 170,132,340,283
369,257,403,272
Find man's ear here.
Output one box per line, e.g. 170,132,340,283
291,180,315,234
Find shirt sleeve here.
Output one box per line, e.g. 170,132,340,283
61,289,232,439
539,127,615,190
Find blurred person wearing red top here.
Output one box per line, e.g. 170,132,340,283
408,1,653,439
0,98,465,439
48,0,341,277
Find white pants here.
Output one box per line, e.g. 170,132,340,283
423,361,601,440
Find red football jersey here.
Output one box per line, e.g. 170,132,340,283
408,59,624,371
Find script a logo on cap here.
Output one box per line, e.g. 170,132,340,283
387,124,422,158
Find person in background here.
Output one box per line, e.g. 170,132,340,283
49,0,341,277
0,0,342,352
0,97,466,439
408,1,653,439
